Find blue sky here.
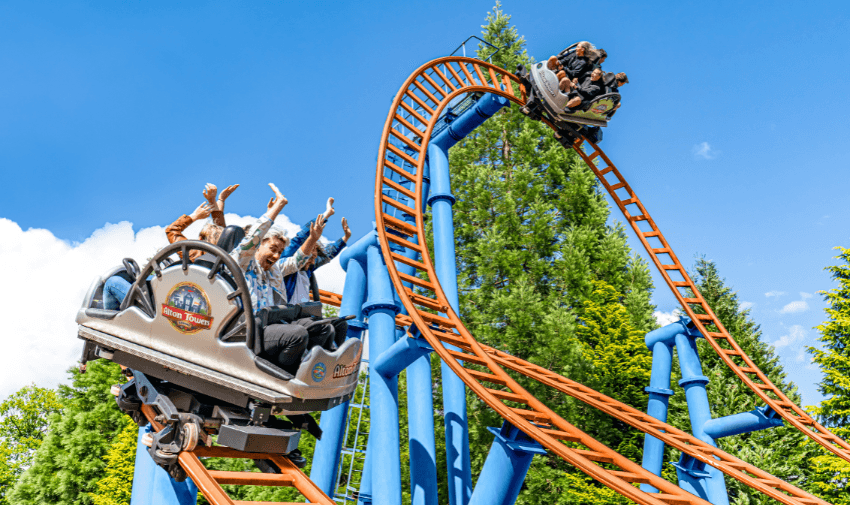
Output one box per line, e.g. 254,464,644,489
1,1,848,406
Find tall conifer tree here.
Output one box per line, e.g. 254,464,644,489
806,246,850,503
434,5,657,502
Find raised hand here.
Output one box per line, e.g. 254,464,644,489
265,183,288,220
322,197,335,223
341,217,351,242
310,213,326,241
190,202,215,222
203,183,218,205
217,184,240,211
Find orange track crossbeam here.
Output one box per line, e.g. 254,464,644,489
139,405,334,505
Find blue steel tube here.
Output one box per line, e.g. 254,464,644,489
674,333,729,505
310,254,369,495
428,142,471,505
428,92,509,505
363,244,403,505
402,158,439,505
130,426,198,505
468,423,546,505
639,340,675,493
703,406,783,439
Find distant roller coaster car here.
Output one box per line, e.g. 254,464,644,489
75,234,361,480
516,44,618,146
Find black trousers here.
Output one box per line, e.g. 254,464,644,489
262,318,350,369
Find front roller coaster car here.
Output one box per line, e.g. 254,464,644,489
516,45,618,146
76,240,362,480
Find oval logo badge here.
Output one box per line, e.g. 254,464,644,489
161,282,214,334
312,363,326,382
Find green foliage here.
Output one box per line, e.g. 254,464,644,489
9,360,127,505
806,246,850,503
89,416,138,505
576,280,652,461
663,258,823,504
0,384,62,505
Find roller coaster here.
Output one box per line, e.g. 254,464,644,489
85,51,849,505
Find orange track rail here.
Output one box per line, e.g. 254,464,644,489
141,405,335,505
369,56,844,504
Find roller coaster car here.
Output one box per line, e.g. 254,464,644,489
516,49,616,146
76,235,362,479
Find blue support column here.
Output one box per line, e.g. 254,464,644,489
130,426,198,505
362,243,403,505
357,434,374,505
468,421,546,505
310,251,369,496
673,332,729,505
640,339,675,492
428,92,509,505
407,352,439,505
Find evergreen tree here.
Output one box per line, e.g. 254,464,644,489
10,360,127,505
0,384,62,505
89,416,138,505
806,246,850,503
663,258,823,504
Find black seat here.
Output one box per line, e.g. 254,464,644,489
217,226,245,254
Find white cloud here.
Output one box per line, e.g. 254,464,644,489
765,291,786,298
779,300,809,314
653,310,682,327
0,215,347,400
740,301,754,310
773,324,806,349
800,292,813,300
692,142,718,160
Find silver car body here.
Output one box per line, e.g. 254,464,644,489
528,61,617,127
76,261,361,412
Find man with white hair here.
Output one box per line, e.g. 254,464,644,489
230,183,328,369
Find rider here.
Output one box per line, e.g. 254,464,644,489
565,68,606,111
230,184,334,369
548,41,596,93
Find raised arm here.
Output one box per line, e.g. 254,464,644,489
202,184,227,227
166,202,214,244
273,213,325,277
230,184,288,268
314,217,350,269
216,184,239,214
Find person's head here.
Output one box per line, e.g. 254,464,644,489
596,49,607,64
591,68,603,81
615,72,629,86
199,223,223,245
576,41,594,58
254,228,290,271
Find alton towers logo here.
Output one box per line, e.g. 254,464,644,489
161,282,214,335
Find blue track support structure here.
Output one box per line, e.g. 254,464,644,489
428,92,509,505
468,421,546,505
130,426,198,505
640,338,674,493
639,318,785,505
363,242,403,505
310,245,370,496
